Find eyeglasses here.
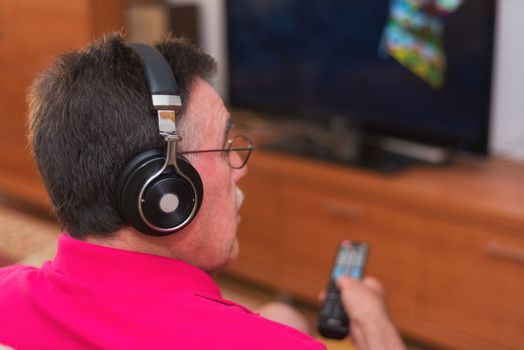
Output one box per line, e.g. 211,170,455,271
179,134,255,169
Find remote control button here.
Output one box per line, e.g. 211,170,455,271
350,266,362,279
328,294,337,300
326,318,343,327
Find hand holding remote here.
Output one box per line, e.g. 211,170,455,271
336,276,407,350
336,276,386,322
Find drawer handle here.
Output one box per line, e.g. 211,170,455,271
485,240,524,264
322,200,364,221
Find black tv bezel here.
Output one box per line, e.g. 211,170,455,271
225,0,497,155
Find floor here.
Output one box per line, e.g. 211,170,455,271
0,196,58,266
0,196,429,350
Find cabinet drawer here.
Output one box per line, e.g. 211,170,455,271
232,172,279,275
0,74,41,175
419,220,524,349
276,183,420,314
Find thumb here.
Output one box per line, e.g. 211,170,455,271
336,275,359,292
335,275,387,321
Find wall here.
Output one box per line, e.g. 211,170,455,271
170,0,524,161
167,0,227,96
490,0,524,160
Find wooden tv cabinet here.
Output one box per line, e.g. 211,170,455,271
226,149,524,350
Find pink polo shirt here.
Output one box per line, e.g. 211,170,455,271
0,234,325,349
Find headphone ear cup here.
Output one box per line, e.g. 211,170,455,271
117,149,203,236
173,155,204,216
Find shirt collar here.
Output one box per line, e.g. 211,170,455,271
50,233,222,298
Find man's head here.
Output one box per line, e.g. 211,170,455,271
28,34,247,272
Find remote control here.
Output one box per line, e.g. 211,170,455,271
317,240,369,339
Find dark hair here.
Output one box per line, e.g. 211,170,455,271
28,33,217,239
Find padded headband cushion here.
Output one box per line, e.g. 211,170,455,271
129,43,179,96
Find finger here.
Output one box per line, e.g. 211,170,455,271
335,275,358,291
318,290,326,303
362,276,384,295
350,324,367,350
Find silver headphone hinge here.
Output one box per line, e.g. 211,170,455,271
158,110,178,135
164,135,181,167
154,93,181,136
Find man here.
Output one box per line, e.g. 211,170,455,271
0,34,405,349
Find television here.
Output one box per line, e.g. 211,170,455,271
226,0,497,171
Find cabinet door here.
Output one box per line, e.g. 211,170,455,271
276,182,420,314
227,163,281,287
418,220,524,349
0,0,91,201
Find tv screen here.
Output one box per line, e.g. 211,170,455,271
227,0,496,154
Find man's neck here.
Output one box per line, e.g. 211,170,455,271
83,227,176,258
80,227,221,276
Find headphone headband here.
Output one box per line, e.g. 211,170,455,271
130,43,181,136
129,43,180,98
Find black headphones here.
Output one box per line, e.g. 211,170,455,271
116,43,203,237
